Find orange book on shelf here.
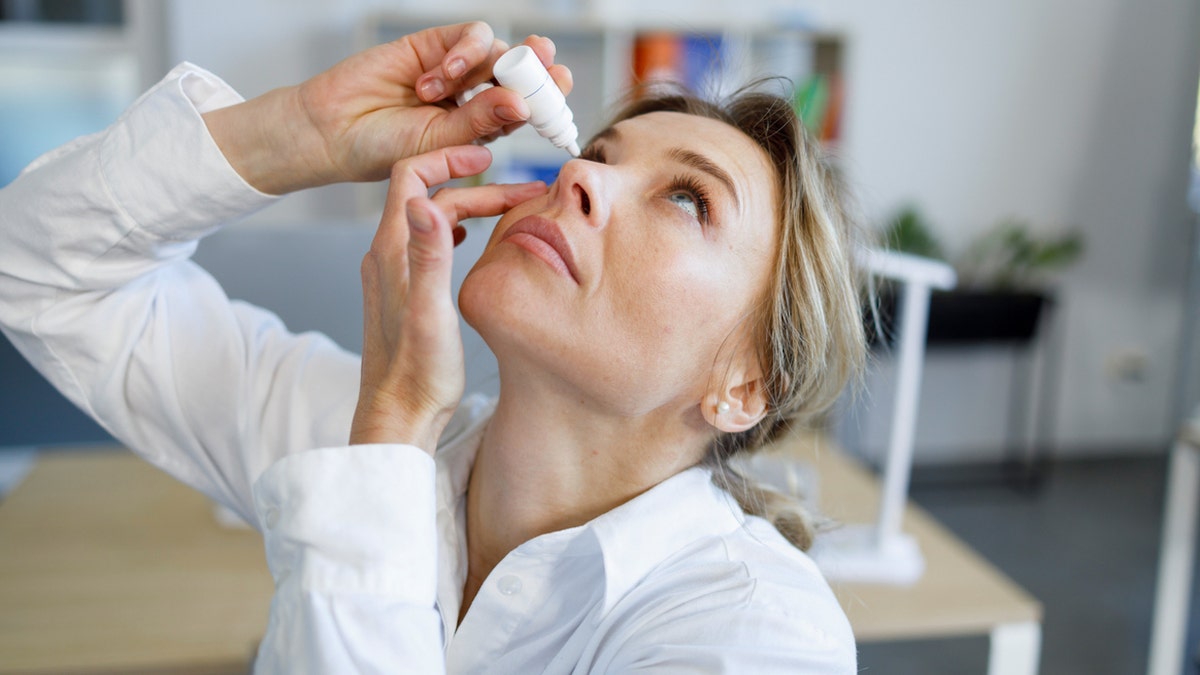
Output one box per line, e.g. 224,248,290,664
821,72,844,143
632,32,682,85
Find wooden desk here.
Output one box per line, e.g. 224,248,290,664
763,430,1043,674
0,441,1041,673
0,449,272,674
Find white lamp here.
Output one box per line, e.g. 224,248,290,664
810,249,956,585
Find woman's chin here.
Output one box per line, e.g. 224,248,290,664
460,264,547,354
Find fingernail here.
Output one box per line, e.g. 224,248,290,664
446,58,467,79
407,203,433,234
495,105,524,123
419,77,445,101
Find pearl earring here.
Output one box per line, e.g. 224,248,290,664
716,401,731,415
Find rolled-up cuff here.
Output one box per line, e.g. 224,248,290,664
100,62,278,242
253,444,438,605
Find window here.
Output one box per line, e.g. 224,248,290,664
0,0,138,185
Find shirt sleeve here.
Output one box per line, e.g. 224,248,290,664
0,62,361,523
251,444,445,674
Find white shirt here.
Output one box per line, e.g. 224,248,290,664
0,63,856,673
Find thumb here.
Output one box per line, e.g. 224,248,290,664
404,198,455,319
426,87,530,149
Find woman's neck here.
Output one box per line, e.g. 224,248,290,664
457,373,709,622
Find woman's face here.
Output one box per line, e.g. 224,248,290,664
460,111,779,420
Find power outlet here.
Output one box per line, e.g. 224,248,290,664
1106,348,1150,382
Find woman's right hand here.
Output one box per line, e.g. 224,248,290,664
202,21,572,195
348,146,546,454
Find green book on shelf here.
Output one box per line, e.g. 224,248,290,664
794,74,828,137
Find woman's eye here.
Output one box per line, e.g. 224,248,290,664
579,145,606,164
667,191,701,219
665,175,710,224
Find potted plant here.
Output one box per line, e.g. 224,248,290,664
873,207,1083,346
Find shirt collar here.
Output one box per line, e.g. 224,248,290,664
588,464,746,615
431,394,496,638
434,398,748,618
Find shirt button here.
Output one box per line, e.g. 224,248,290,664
264,506,281,529
497,574,523,596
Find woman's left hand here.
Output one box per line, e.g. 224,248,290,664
203,22,571,196
349,145,546,454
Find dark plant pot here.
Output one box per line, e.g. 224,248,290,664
870,288,1048,347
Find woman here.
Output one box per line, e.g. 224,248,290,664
0,21,863,673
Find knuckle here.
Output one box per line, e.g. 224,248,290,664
429,187,463,211
470,112,499,138
408,242,445,269
465,20,490,39
361,250,378,273
389,159,411,182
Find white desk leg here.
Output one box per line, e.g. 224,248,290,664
988,621,1041,675
1147,438,1200,675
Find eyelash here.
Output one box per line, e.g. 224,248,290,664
577,144,711,225
667,174,711,225
579,144,606,163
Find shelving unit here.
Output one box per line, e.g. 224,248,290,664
356,10,845,216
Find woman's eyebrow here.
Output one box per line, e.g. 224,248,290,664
665,147,740,210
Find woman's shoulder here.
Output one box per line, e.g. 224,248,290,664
595,522,856,672
597,466,848,629
656,515,845,614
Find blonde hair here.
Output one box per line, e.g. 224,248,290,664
604,84,867,551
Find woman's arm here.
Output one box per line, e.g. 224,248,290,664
202,25,571,195
0,23,563,670
0,23,568,522
247,146,543,673
0,63,333,520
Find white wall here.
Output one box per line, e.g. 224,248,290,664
163,0,1200,461
817,0,1200,460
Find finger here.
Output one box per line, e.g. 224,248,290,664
444,36,510,100
413,21,496,102
548,63,574,97
392,145,493,199
405,198,456,320
423,86,531,150
431,181,548,222
518,36,572,96
374,146,494,252
521,35,556,66
472,118,526,145
440,22,498,81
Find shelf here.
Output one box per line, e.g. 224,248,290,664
355,13,846,216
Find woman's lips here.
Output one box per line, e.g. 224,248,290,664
500,215,580,284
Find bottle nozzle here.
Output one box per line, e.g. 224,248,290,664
566,141,581,157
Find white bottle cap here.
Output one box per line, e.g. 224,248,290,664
493,45,580,157
493,46,550,97
455,81,495,107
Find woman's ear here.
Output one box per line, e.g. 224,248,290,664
702,375,769,433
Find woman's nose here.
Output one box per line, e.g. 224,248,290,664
555,159,607,228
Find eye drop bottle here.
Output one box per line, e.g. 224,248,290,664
492,45,581,157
